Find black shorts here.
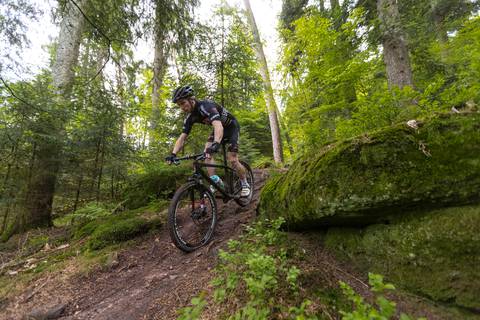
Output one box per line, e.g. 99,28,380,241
208,118,240,153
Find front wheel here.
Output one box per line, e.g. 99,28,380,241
232,160,254,207
168,182,217,252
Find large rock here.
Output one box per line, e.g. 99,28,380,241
324,204,480,311
259,113,480,228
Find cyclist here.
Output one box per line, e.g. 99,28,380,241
165,85,251,197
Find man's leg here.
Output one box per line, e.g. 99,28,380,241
227,151,246,180
227,151,250,196
205,141,215,177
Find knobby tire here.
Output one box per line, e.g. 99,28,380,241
168,182,217,252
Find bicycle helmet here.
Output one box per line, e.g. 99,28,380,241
172,85,195,103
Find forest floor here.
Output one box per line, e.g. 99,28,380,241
0,169,454,320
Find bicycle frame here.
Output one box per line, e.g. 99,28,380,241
178,144,240,201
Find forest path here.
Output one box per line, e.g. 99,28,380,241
2,168,447,320
2,169,269,320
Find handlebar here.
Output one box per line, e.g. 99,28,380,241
172,152,206,165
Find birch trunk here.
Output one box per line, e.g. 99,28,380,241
152,32,168,128
243,0,283,163
151,0,170,140
23,0,86,229
377,0,414,89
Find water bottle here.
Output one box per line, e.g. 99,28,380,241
210,175,224,193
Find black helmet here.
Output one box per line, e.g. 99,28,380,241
172,85,195,103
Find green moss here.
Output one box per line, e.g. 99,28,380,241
88,216,161,250
259,113,480,228
123,163,191,209
26,235,49,251
324,204,480,311
74,211,162,250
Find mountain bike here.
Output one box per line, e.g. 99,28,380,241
167,144,254,252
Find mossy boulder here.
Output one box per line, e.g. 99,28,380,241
259,113,480,228
324,204,480,312
75,212,161,250
123,164,191,209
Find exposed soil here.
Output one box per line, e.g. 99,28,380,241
1,170,268,320
0,169,455,320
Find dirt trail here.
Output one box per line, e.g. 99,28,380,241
1,169,451,320
1,169,268,320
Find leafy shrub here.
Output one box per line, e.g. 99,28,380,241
178,218,318,319
177,294,207,320
69,202,112,224
252,156,274,169
340,273,425,320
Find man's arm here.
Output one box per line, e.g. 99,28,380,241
172,133,188,155
211,120,223,143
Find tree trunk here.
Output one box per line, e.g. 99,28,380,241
96,137,106,202
319,0,325,12
110,169,115,201
24,0,86,229
115,55,126,139
90,138,102,195
377,0,414,89
151,31,168,131
52,0,86,95
278,113,294,155
151,0,170,141
0,144,16,235
73,174,83,213
243,0,284,163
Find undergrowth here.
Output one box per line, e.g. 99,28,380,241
178,217,318,319
178,218,425,320
339,273,426,320
0,200,166,303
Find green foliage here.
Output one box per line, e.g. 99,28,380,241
281,7,378,149
279,1,480,151
173,4,271,163
69,202,112,223
177,294,207,320
178,218,318,319
339,273,425,320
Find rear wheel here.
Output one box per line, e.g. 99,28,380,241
232,161,254,207
168,182,217,252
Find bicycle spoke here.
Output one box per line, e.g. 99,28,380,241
169,183,217,251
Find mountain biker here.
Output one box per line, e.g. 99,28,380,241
165,85,251,197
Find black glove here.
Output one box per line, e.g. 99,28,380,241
165,153,176,164
206,142,221,154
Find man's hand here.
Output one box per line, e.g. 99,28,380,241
165,153,177,164
205,142,221,155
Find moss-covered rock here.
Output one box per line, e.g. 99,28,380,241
324,204,480,312
259,113,480,228
75,212,161,250
123,164,191,209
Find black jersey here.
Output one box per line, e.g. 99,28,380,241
182,100,235,135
